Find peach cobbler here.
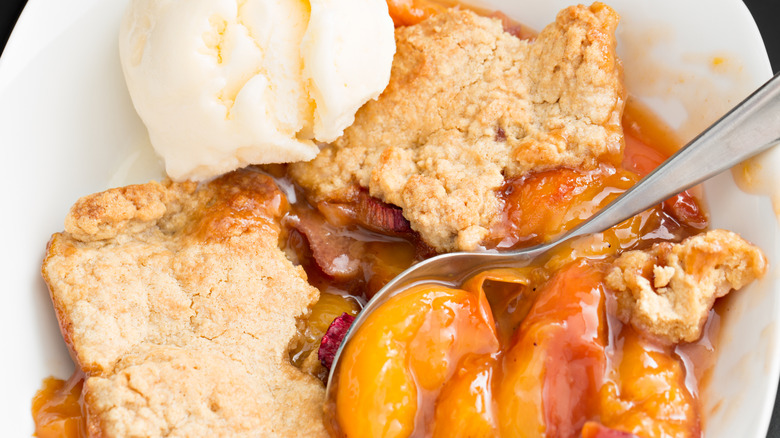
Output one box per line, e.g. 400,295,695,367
35,2,766,438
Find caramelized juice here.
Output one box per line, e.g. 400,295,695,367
32,372,86,438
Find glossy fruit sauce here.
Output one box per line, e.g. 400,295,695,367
322,104,713,437
32,373,86,438
33,8,713,438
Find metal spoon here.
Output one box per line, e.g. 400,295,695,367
325,71,780,389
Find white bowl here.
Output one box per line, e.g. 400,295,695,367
0,0,777,436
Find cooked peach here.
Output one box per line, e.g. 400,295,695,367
334,284,499,437
432,354,498,438
488,166,639,250
497,262,608,438
385,0,445,26
598,327,701,438
289,292,360,368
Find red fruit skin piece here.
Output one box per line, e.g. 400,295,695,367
319,313,357,370
355,190,412,234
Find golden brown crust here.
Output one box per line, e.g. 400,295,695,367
290,4,624,251
606,229,767,343
42,168,327,437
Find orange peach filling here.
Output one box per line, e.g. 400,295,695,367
328,261,705,438
332,285,499,437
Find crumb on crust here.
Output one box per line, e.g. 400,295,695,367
606,229,767,344
290,3,624,251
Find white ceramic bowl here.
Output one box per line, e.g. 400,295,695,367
1,0,777,436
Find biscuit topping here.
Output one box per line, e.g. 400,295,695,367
606,229,767,343
291,4,624,251
42,169,328,437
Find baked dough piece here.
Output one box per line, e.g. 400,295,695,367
42,169,327,437
606,229,767,344
290,3,624,251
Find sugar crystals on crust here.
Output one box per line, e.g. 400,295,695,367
42,169,327,437
606,229,767,344
290,3,624,251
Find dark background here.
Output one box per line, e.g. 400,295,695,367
1,0,779,436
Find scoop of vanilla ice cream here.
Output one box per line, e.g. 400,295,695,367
119,0,395,181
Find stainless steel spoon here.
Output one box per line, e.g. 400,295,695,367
325,71,780,390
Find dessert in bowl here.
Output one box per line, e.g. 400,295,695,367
0,0,778,436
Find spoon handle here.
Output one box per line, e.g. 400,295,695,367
554,72,780,243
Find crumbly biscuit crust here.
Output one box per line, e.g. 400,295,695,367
43,169,327,437
291,4,624,251
606,229,767,343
